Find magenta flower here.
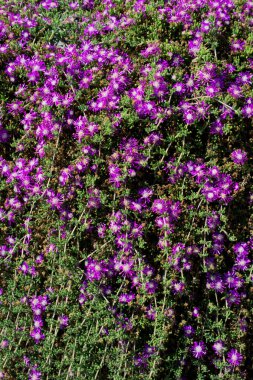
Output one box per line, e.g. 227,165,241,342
145,306,156,321
0,340,9,349
145,280,158,294
19,262,29,274
227,84,242,99
231,149,247,165
213,277,225,293
0,129,9,143
171,280,185,294
210,119,224,135
6,100,24,115
119,293,135,303
33,317,44,329
233,242,249,255
29,367,42,380
47,192,64,210
230,39,245,52
59,315,69,328
140,43,161,58
242,102,253,118
234,255,251,271
183,109,197,124
151,199,168,214
207,212,220,230
227,349,243,366
226,290,241,306
183,325,195,337
202,187,219,202
191,341,206,358
30,328,45,344
85,259,104,282
192,307,200,318
120,261,134,277
206,84,219,98
212,340,225,356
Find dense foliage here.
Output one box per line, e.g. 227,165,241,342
0,0,253,379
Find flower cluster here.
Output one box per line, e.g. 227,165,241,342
29,295,49,344
0,0,252,379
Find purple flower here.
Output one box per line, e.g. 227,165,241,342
0,129,9,143
239,318,247,332
97,223,106,238
145,280,158,294
47,192,64,210
85,258,104,282
202,187,219,202
33,317,44,329
0,340,9,349
145,305,156,320
173,82,186,94
140,43,161,58
19,262,29,274
151,199,167,214
210,274,225,293
227,84,242,99
6,100,24,115
230,39,245,52
206,83,219,97
242,101,253,118
134,353,148,368
23,355,30,366
234,255,251,271
35,254,44,265
226,290,241,306
143,344,156,357
171,280,185,294
30,328,45,344
191,341,206,358
210,119,224,135
227,349,243,367
207,212,220,230
231,149,247,165
131,275,140,288
192,307,200,318
183,109,197,124
237,73,252,86
155,216,172,230
59,315,69,328
29,367,42,380
119,293,135,303
138,187,153,201
233,242,249,255
183,325,195,337
119,260,134,277
212,340,225,356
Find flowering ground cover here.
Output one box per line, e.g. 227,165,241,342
0,0,252,378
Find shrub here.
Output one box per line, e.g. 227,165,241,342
0,0,252,379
